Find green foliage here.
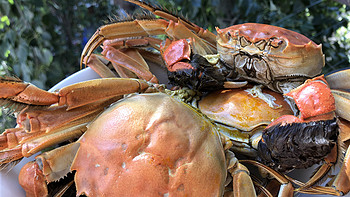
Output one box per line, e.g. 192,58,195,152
0,0,120,88
0,0,119,131
1,0,51,88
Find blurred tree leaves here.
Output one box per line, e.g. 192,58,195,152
0,0,119,129
0,0,119,89
1,0,51,88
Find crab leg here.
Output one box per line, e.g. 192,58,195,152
103,36,162,51
240,160,294,196
113,48,151,77
295,145,338,191
339,118,350,147
35,142,80,182
0,98,116,164
0,77,59,110
0,78,151,165
325,68,350,122
85,54,117,78
86,47,164,83
81,18,216,67
326,68,350,90
101,46,158,83
226,152,257,197
0,110,90,164
332,145,350,195
86,36,164,81
58,78,149,110
0,77,151,110
327,119,350,195
125,0,216,46
256,179,281,197
286,178,341,196
19,161,48,197
1,77,147,110
0,97,117,153
19,143,80,197
0,128,30,150
331,89,350,122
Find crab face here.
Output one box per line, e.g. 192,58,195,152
71,93,227,196
216,23,325,92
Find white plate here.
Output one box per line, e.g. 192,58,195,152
0,67,347,196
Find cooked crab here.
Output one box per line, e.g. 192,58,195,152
1,71,347,196
19,92,231,196
1,0,350,196
198,75,349,196
0,79,297,196
81,1,324,94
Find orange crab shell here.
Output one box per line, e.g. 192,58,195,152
216,23,325,79
198,87,294,132
219,23,315,45
71,93,227,196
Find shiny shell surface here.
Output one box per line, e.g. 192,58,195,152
71,93,226,196
199,87,293,131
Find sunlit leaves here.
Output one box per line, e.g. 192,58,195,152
0,16,10,29
4,50,10,58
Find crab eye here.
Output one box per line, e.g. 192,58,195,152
240,36,251,47
226,31,238,41
270,38,284,48
224,31,232,41
254,40,267,51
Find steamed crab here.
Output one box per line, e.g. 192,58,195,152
1,0,350,196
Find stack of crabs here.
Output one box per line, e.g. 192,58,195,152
1,0,350,196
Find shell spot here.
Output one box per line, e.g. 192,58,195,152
104,168,109,175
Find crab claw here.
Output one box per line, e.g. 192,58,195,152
265,75,336,129
162,39,237,91
257,76,339,172
161,38,193,72
285,75,335,120
19,161,48,197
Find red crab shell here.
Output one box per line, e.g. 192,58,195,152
71,93,227,196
